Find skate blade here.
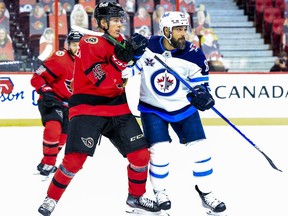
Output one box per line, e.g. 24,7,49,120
125,206,162,215
206,209,228,216
160,210,170,216
33,171,52,182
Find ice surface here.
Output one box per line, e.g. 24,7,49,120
1,125,288,216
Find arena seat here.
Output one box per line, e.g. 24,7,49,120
254,0,273,32
262,7,282,43
274,0,284,16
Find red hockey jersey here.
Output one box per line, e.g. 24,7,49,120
68,34,131,118
31,49,74,101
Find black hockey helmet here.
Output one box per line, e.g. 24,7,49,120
67,31,84,44
93,1,125,26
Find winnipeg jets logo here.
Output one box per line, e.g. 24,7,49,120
81,137,94,148
144,58,155,67
189,43,198,52
157,72,174,91
151,69,179,96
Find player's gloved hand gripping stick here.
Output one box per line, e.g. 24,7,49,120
71,25,282,172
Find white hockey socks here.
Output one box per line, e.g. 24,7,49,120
185,139,215,193
149,141,171,191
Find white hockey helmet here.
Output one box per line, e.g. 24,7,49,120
159,11,189,37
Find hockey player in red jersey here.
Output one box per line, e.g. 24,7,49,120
31,30,83,177
38,2,161,216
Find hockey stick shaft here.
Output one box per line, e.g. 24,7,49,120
152,54,282,172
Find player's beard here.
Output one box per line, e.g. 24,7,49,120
170,36,186,50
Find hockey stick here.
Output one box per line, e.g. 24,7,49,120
149,52,282,172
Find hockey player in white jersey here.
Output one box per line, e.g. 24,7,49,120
123,11,227,215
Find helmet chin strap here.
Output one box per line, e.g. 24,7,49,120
163,29,176,49
103,28,109,35
67,49,75,56
98,19,110,35
103,17,119,37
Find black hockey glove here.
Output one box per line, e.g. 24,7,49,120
130,33,148,60
122,78,128,87
187,85,215,111
114,40,134,63
38,86,62,108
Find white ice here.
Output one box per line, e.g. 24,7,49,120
1,125,288,216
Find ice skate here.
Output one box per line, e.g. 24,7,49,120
34,163,57,181
38,196,57,216
126,194,161,215
40,164,57,176
195,185,227,216
37,163,44,172
36,163,57,175
154,189,171,210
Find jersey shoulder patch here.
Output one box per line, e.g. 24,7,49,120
84,37,98,44
55,51,65,56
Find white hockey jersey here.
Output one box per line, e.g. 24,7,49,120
123,36,210,122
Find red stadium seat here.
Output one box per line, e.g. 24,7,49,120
262,7,282,43
271,18,285,55
274,0,284,16
254,0,273,32
255,0,273,12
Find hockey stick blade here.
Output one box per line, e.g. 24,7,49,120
149,51,282,172
212,107,282,172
